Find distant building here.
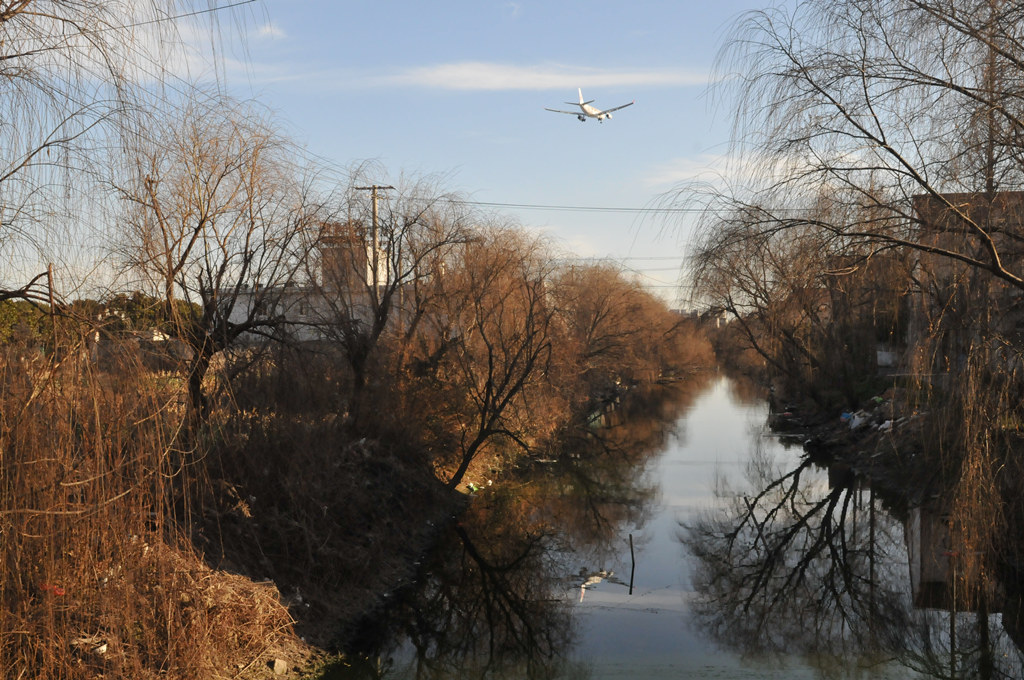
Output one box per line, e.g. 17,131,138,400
319,220,371,290
904,501,1003,613
910,191,1024,373
225,220,406,345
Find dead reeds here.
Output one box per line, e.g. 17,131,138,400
0,327,299,679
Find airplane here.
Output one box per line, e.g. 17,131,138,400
545,88,635,123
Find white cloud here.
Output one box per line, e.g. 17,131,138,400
255,22,285,40
643,153,737,190
502,3,522,20
224,60,714,93
377,61,711,91
644,151,818,192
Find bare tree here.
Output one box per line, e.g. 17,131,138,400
683,0,1024,645
549,264,656,393
691,196,913,407
693,0,1024,294
118,95,326,419
314,165,474,419
425,228,554,489
0,1,235,298
685,0,1024,395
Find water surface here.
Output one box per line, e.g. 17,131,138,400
564,377,816,679
348,376,1008,679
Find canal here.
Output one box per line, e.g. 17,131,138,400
563,376,817,679
337,375,1023,679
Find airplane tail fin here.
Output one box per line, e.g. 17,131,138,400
566,88,595,107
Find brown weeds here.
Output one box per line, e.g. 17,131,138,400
0,331,303,679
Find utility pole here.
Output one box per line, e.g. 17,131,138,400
47,263,56,347
355,184,394,297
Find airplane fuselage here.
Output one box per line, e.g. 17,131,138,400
545,89,632,123
579,103,609,120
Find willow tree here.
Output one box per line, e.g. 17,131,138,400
690,0,1024,386
689,0,1024,361
691,196,913,408
119,96,326,419
0,1,236,302
700,0,1024,266
314,164,474,417
686,0,1024,652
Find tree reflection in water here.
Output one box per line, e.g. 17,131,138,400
338,381,712,680
335,479,583,680
682,436,1024,679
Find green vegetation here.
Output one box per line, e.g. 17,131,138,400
0,300,47,345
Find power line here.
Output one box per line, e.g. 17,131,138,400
450,200,700,214
6,0,258,56
396,195,702,218
125,0,259,32
388,191,826,219
83,1,259,36
624,266,683,272
555,256,683,262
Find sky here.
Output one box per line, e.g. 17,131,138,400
189,0,771,305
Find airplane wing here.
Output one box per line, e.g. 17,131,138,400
545,108,583,115
602,100,635,114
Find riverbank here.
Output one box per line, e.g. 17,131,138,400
0,274,717,678
283,377,720,678
197,427,466,674
300,374,724,678
768,385,940,516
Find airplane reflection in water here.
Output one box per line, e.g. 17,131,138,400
328,377,1024,679
576,569,629,602
336,379,705,679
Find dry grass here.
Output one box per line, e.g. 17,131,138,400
0,334,308,679
0,284,714,677
198,349,457,651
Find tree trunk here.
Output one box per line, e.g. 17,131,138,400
188,350,212,422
